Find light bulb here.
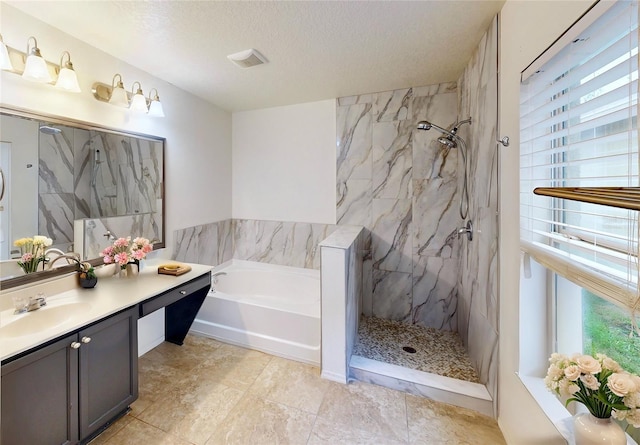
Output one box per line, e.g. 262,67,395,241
147,89,164,117
130,82,148,113
22,37,51,83
148,100,165,117
109,74,129,107
0,35,13,71
55,51,81,92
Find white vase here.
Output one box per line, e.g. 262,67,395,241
573,412,626,445
126,261,139,276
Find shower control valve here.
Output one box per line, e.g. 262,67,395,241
497,136,510,147
457,220,473,242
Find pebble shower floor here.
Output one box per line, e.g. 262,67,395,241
354,316,480,383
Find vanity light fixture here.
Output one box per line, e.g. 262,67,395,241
92,78,166,117
0,34,13,71
108,73,129,107
54,51,81,92
1,34,82,93
129,81,148,113
147,88,164,117
22,36,51,83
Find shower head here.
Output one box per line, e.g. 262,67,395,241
39,125,62,135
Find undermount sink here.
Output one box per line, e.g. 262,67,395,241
0,302,92,338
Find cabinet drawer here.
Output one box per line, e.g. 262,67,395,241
140,273,211,317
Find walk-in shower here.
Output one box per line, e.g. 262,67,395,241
416,118,472,222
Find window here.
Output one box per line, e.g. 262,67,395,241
555,274,640,375
519,2,640,440
520,0,639,318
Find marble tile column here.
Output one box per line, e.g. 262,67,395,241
457,17,499,412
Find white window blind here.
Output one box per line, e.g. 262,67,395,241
520,0,639,315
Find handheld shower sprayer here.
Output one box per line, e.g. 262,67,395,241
416,118,471,138
417,120,451,134
415,117,473,221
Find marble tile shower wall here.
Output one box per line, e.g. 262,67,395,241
457,17,499,411
336,83,461,330
38,124,87,253
39,127,163,254
83,213,163,260
173,219,336,270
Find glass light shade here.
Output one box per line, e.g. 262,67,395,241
130,93,148,113
0,41,13,71
22,53,52,82
55,67,81,92
148,100,164,117
109,85,129,107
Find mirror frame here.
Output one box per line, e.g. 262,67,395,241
0,105,166,290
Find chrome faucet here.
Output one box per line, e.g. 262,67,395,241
13,293,47,314
27,294,47,312
46,252,81,269
210,271,227,292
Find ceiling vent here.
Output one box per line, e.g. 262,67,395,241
227,49,268,68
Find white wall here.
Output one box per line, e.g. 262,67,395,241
498,1,595,443
0,3,233,254
232,100,336,224
0,116,39,245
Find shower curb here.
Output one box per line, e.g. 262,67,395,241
349,355,494,418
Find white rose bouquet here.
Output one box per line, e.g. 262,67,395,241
13,235,53,274
545,352,640,426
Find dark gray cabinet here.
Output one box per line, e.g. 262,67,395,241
1,306,138,445
1,333,79,445
79,307,138,441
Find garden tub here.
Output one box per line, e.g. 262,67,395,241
191,260,321,365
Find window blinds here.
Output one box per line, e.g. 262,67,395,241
520,0,639,313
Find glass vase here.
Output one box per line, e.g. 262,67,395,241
20,256,45,274
114,266,128,279
573,413,626,445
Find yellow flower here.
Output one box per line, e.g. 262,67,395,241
32,236,52,246
13,237,32,247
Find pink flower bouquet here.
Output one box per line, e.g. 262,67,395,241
101,236,153,270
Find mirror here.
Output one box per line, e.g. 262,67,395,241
0,107,165,289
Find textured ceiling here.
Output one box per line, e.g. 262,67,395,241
7,1,505,112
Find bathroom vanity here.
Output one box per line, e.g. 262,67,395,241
0,263,212,445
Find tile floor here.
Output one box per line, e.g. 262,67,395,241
354,316,480,383
89,334,505,445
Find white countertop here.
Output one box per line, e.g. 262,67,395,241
0,261,213,362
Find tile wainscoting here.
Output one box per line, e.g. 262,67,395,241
173,219,338,270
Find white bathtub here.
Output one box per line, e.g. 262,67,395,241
191,260,321,365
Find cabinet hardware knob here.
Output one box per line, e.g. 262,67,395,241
70,342,81,349
179,290,186,295
81,336,92,344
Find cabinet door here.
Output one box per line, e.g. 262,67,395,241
78,307,138,441
1,334,79,445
